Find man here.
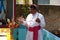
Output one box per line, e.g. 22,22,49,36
19,4,45,40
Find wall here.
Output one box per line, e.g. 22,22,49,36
7,0,13,19
50,0,60,5
39,5,60,31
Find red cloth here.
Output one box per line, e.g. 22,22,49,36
29,25,41,40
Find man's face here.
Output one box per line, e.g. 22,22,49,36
29,8,36,14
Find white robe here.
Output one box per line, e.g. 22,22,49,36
24,12,45,40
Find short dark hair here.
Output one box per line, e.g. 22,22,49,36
30,5,36,9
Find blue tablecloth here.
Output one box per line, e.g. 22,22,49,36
18,24,27,40
12,25,60,40
12,24,27,40
42,29,60,40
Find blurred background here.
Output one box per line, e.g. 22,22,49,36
0,0,60,39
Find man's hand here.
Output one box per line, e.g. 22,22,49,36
17,16,24,23
36,18,40,23
23,23,29,29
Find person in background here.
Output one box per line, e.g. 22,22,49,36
0,0,6,25
11,15,27,40
19,4,46,40
0,11,6,25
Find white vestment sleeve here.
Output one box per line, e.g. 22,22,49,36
39,14,46,28
23,21,27,25
22,14,30,27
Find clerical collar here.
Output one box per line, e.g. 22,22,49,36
32,12,38,16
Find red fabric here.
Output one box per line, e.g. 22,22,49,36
29,26,41,40
14,0,16,21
